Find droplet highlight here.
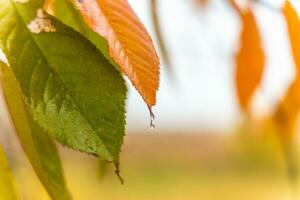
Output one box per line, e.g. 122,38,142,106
148,106,155,130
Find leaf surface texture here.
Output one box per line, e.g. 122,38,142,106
0,0,127,161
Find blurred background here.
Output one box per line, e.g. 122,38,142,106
2,0,300,199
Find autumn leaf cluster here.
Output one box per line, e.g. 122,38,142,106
0,0,159,199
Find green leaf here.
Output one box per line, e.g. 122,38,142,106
46,0,119,70
0,0,127,161
0,143,18,200
1,62,71,200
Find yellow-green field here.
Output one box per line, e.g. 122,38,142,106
9,133,300,200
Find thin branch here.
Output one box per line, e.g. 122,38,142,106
150,0,173,72
228,0,243,16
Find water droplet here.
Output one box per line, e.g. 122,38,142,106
150,124,155,130
148,106,155,130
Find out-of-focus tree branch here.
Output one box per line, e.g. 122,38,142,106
150,0,173,73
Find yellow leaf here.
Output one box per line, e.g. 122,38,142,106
235,9,265,111
1,63,71,200
0,144,18,200
73,0,160,107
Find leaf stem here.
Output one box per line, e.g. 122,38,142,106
114,161,124,185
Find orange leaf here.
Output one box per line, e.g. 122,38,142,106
73,0,160,107
283,1,300,69
273,1,300,139
235,9,265,111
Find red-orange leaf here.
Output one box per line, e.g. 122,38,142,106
273,1,300,139
73,0,160,107
235,9,265,111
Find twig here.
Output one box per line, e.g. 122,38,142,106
150,0,173,72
